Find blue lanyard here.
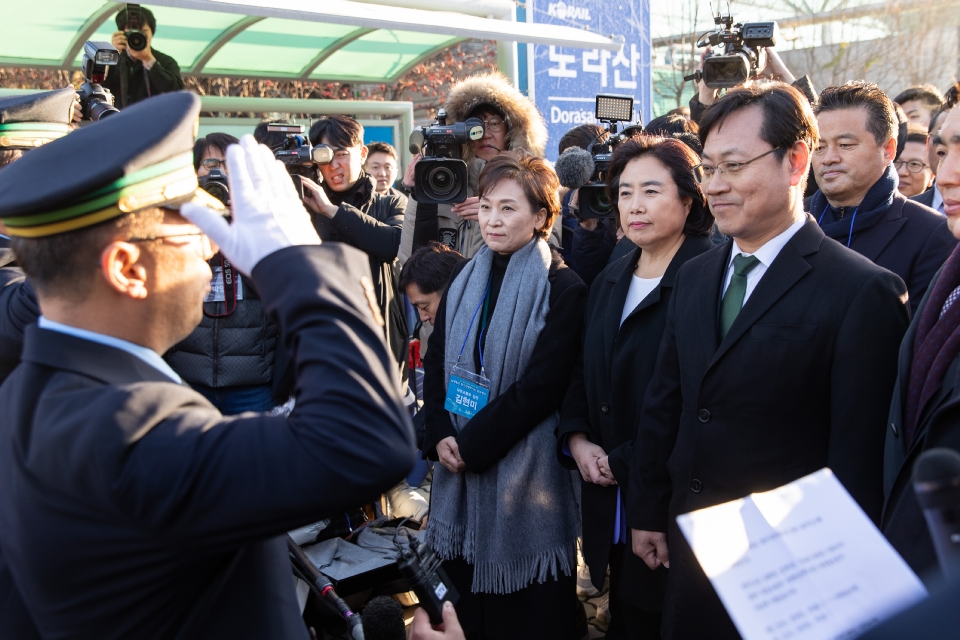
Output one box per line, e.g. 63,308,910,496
818,204,859,248
455,273,493,377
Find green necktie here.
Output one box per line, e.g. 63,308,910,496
719,254,761,340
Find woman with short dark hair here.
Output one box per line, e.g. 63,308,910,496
422,152,586,640
557,135,715,638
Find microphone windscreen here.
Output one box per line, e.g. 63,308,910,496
409,130,425,156
555,147,595,190
361,595,406,640
914,448,960,485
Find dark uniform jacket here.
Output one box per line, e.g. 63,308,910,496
102,49,184,109
627,217,910,639
0,245,415,640
557,235,712,606
164,255,279,390
316,176,408,380
806,166,956,315
882,259,960,576
911,184,938,209
0,237,39,384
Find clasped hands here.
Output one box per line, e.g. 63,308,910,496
436,436,465,474
567,432,616,486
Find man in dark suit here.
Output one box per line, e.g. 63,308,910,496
882,105,960,578
0,92,415,640
627,83,911,640
911,106,952,213
807,81,955,315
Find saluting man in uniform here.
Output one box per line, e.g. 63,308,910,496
0,91,415,639
0,87,78,383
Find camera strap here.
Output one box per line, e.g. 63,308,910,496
204,254,238,317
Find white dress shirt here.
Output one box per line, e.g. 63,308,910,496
38,316,182,383
721,216,806,305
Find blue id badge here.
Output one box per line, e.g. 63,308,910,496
444,365,490,419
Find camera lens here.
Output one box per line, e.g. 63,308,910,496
203,182,230,206
87,99,120,122
127,31,148,52
584,188,614,217
426,165,458,198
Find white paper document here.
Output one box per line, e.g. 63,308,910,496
677,469,927,640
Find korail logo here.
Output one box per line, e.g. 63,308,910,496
548,2,591,21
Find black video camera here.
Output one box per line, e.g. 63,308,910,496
686,14,779,89
268,123,334,199
199,168,229,206
124,4,149,52
78,41,121,122
396,534,458,624
409,109,484,205
579,94,638,219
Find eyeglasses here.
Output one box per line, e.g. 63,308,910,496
894,159,930,174
694,147,782,184
127,232,217,260
481,118,506,133
200,158,225,170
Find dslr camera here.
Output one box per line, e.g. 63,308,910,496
124,4,149,52
686,14,779,89
199,169,229,206
577,94,638,219
77,41,120,122
409,109,484,204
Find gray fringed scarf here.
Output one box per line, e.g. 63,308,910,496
425,238,580,594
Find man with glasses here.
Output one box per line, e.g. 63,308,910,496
627,82,910,640
0,92,413,639
896,125,936,198
808,81,955,314
163,132,284,414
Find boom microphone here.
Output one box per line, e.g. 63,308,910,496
913,448,960,581
555,146,595,190
361,596,406,640
408,130,425,156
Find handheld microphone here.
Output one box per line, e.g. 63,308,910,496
361,596,406,640
554,147,595,190
913,448,960,581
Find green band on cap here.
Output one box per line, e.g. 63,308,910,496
0,122,72,133
3,152,196,228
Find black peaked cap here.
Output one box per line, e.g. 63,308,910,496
0,92,201,226
0,88,75,125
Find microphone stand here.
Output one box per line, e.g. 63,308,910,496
287,535,365,640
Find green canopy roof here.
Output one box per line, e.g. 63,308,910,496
2,2,465,82
0,0,623,83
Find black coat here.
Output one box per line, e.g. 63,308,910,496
102,48,184,108
911,184,937,209
422,247,587,472
627,217,910,639
0,237,39,384
881,257,960,577
0,245,415,640
807,181,956,315
557,235,713,606
314,183,409,379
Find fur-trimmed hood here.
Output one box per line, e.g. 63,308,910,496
444,72,548,162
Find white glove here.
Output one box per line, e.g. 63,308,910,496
181,134,320,274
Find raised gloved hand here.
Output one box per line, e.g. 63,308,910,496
181,134,320,274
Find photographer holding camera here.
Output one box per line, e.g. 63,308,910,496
104,5,184,108
398,72,559,262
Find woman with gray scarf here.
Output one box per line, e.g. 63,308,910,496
421,153,587,639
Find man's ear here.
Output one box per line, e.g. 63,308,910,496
360,145,369,164
883,135,898,164
100,241,149,299
787,140,810,187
